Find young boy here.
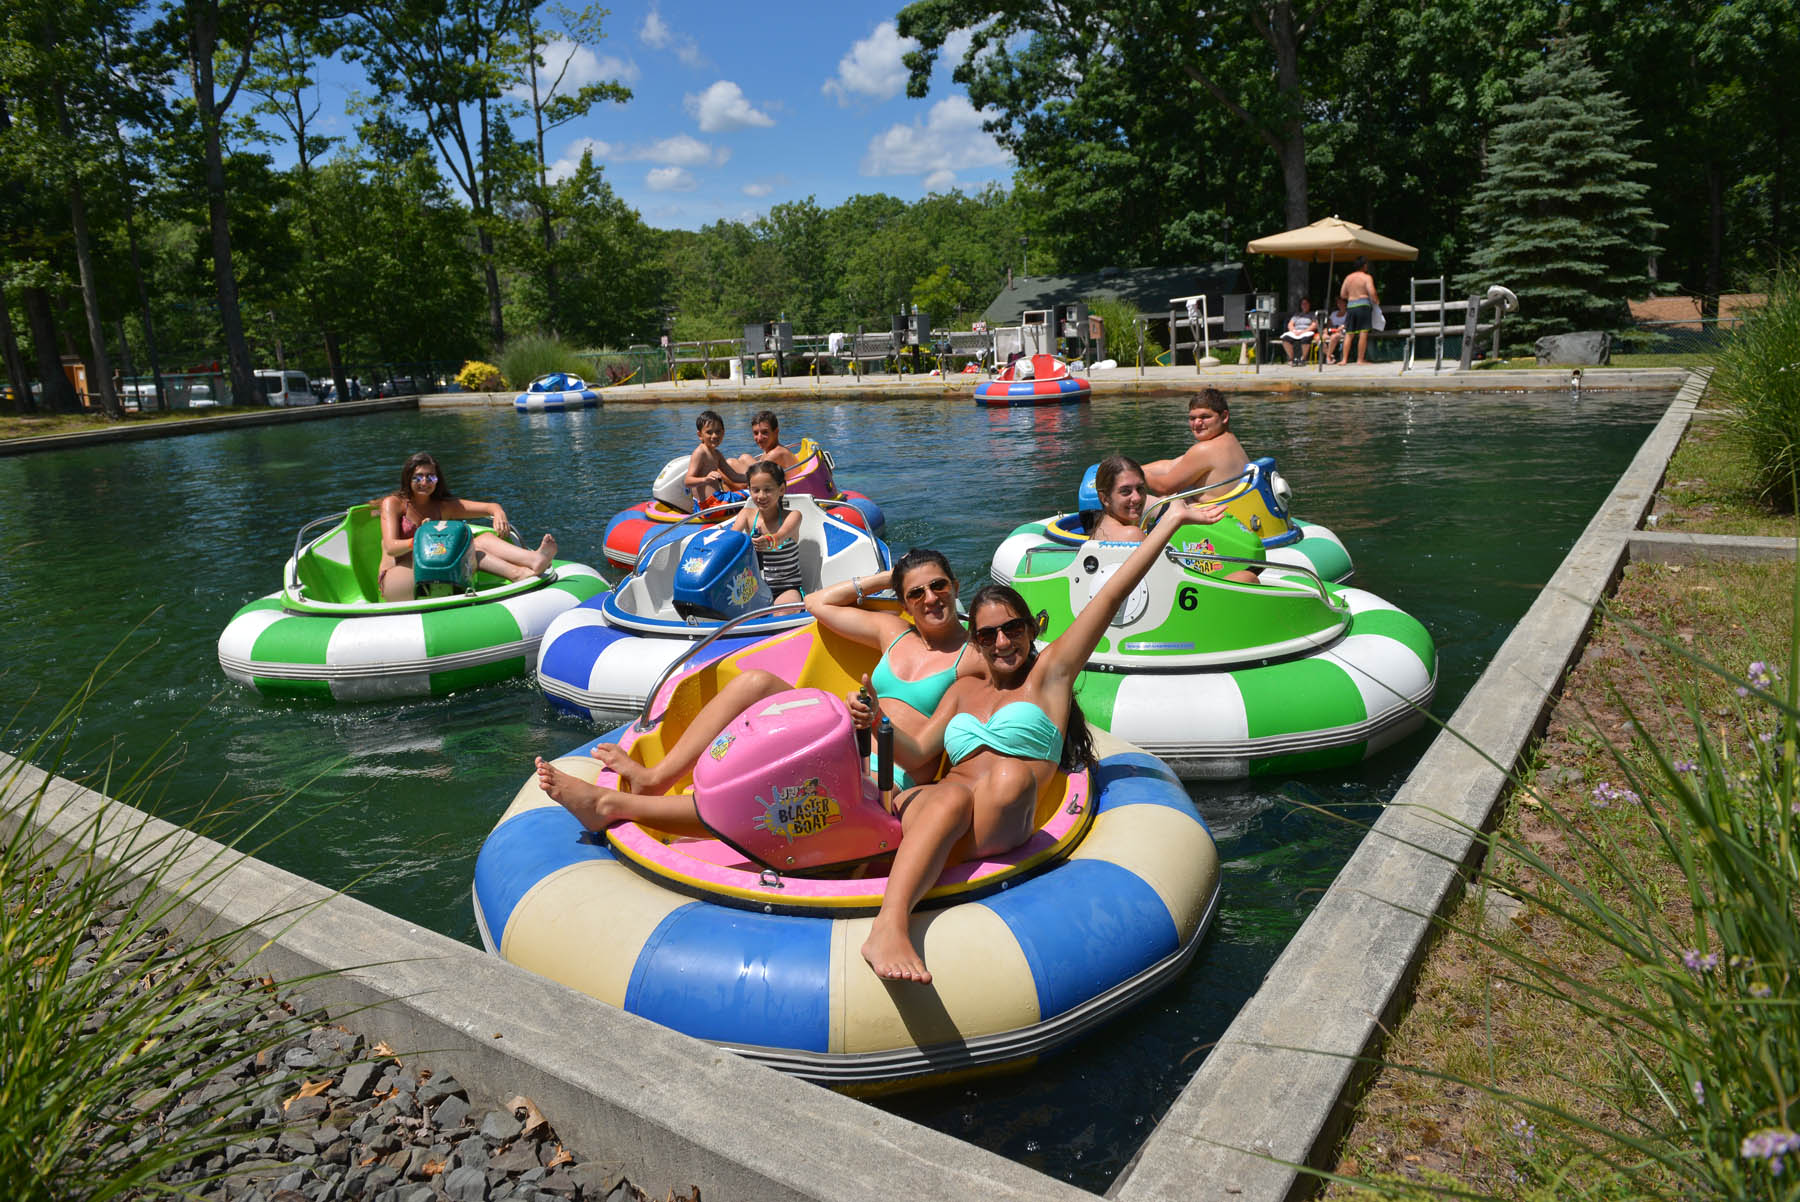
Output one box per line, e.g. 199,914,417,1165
728,409,802,474
1142,389,1250,498
684,410,746,507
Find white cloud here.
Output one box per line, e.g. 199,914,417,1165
861,96,1009,177
508,38,638,102
547,136,613,183
743,181,774,197
634,134,727,167
923,169,957,191
823,22,912,104
641,8,705,68
647,166,698,192
685,80,774,132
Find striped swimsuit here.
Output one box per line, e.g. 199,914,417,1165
753,507,802,594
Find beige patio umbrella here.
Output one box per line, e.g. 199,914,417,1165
1247,216,1419,369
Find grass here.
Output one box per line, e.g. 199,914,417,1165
497,334,588,390
1473,353,1717,370
1711,263,1800,512
0,407,252,441
1653,420,1790,537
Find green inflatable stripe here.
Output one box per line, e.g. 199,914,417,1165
432,657,525,696
1236,657,1364,739
1251,742,1366,776
1349,609,1438,672
253,675,334,700
1072,670,1125,730
251,614,338,669
423,602,521,659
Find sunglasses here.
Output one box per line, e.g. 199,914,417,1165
412,472,438,484
904,576,952,603
972,616,1034,647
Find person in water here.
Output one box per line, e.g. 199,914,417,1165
730,460,803,604
1141,389,1250,499
728,409,801,475
376,451,556,601
532,548,984,840
1090,454,1259,583
856,498,1221,983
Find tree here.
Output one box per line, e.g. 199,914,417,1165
1461,36,1661,344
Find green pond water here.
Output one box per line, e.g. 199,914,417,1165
0,386,1672,1190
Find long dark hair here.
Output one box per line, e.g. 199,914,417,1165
746,459,786,487
888,547,956,598
393,451,450,502
962,583,1096,774
1094,454,1145,509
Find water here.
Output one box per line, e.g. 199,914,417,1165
0,387,1671,1190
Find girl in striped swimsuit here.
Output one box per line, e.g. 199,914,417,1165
732,460,804,603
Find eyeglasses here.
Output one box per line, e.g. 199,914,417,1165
412,472,438,484
972,616,1034,647
903,576,952,603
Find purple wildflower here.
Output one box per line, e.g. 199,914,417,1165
1591,782,1640,806
1510,1116,1537,1155
1692,1080,1706,1105
1674,758,1698,774
1682,949,1720,973
1741,1128,1800,1176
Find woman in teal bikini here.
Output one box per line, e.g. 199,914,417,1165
535,547,982,826
858,498,1219,983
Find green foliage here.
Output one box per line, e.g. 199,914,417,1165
1713,270,1800,513
498,334,585,386
1460,37,1661,346
1083,295,1164,365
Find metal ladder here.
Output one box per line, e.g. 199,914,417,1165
1405,276,1447,373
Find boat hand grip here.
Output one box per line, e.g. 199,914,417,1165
877,716,894,794
855,689,872,761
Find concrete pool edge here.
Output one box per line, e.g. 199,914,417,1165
1107,369,1727,1200
0,754,1092,1202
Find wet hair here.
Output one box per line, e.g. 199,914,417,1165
751,409,779,432
1189,388,1228,415
394,451,449,501
888,547,956,599
1094,454,1146,504
962,583,1096,774
696,409,724,433
746,460,786,487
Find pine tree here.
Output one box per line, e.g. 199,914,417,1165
1461,37,1661,346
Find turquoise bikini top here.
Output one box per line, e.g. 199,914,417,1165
869,629,965,714
944,701,1063,766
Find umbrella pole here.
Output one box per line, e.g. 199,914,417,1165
1319,252,1336,372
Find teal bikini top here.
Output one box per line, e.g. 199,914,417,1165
944,701,1063,766
869,629,965,714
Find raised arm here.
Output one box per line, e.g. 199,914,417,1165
1036,499,1220,686
805,573,904,647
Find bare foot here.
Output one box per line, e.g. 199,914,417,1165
861,921,931,984
535,756,618,832
529,534,557,575
588,742,655,790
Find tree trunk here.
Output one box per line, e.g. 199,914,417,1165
1704,160,1723,319
188,2,257,410
324,330,348,405
526,24,560,332
0,287,29,413
23,286,77,412
52,79,120,418
478,93,504,346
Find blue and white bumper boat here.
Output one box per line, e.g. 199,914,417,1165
514,372,600,411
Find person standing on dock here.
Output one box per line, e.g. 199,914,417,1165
1339,256,1380,365
1141,389,1251,498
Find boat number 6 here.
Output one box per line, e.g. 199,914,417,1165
1177,586,1200,611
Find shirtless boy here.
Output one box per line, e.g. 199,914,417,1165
1141,389,1251,498
684,410,746,506
727,409,801,474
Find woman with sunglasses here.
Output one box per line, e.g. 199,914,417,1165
858,497,1220,983
377,451,557,600
535,547,982,818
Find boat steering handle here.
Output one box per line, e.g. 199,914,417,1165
1141,466,1260,527
633,598,811,730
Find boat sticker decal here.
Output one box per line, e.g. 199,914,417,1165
754,778,841,843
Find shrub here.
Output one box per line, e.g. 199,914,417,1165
676,362,706,381
1713,267,1800,512
455,360,503,392
1084,295,1166,366
497,335,586,391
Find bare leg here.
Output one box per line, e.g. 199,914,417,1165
534,756,709,837
381,564,415,601
474,531,556,581
861,781,976,983
964,759,1041,858
589,669,791,793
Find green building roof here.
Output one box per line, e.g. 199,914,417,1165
978,262,1252,325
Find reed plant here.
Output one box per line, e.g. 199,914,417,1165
1711,264,1800,512
497,334,587,390
1,674,338,1199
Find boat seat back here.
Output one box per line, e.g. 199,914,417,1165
651,454,693,510
296,505,383,603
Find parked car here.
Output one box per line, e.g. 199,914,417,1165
375,376,419,397
256,369,317,407
187,383,218,409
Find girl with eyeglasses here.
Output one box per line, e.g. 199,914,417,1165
857,497,1220,983
377,451,558,601
534,547,984,821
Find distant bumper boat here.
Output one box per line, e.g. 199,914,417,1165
601,438,884,571
218,505,607,700
539,495,889,721
974,354,1091,406
991,491,1435,779
478,621,1220,1090
514,372,599,411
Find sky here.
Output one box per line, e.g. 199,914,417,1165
299,0,1014,231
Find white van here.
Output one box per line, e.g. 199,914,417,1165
256,369,317,407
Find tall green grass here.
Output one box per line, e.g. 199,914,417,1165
497,334,588,390
1712,267,1800,513
1,669,338,1199
1084,295,1166,367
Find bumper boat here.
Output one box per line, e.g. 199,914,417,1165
476,620,1220,1090
539,495,890,721
219,505,607,700
601,438,884,571
990,492,1435,779
513,372,599,411
996,457,1354,584
974,353,1091,406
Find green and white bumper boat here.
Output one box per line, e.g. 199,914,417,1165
218,505,608,701
990,498,1435,780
